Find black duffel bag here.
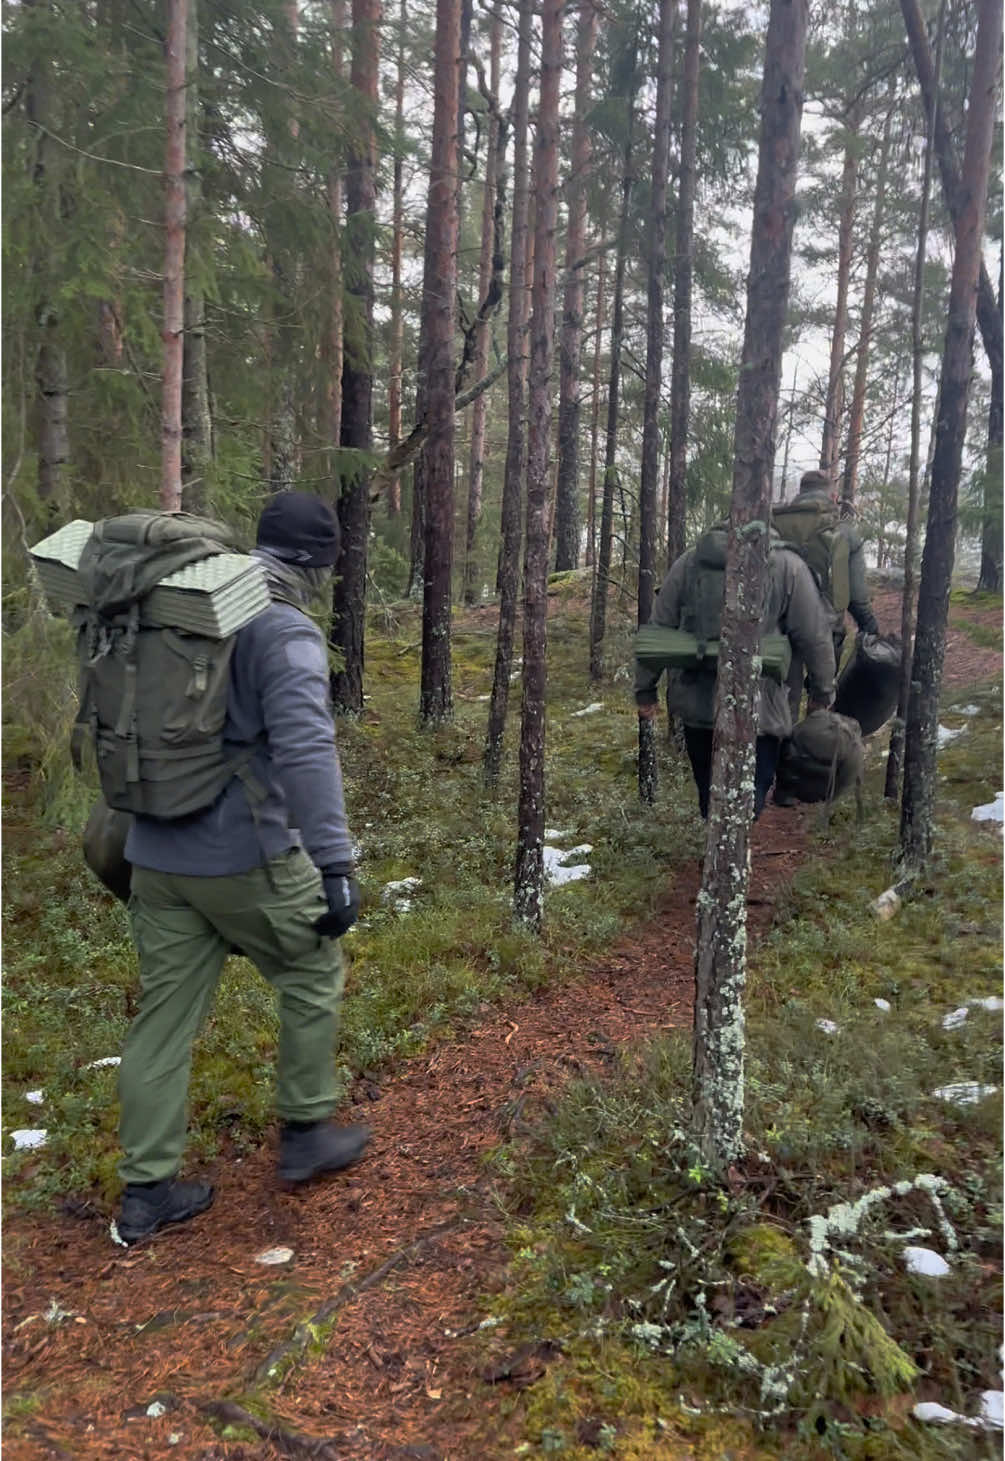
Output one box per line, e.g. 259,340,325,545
82,795,132,903
775,710,865,805
833,632,902,736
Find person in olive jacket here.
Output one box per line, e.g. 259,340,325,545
635,525,836,819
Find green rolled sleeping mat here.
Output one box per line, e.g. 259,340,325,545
633,625,792,683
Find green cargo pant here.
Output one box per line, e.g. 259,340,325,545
119,848,344,1184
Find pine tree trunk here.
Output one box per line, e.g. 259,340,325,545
331,0,379,715
977,245,1003,592
483,0,531,787
386,0,405,517
668,0,701,569
160,0,188,512
419,0,461,725
462,8,502,604
899,0,1000,873
589,114,634,682
585,253,606,570
899,0,1003,381
840,103,892,515
324,0,346,485
693,0,807,1168
638,0,676,804
553,0,598,573
181,0,212,513
819,106,859,479
886,0,944,803
513,0,561,930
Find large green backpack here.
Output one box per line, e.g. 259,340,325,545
70,511,269,820
634,528,791,682
771,496,850,615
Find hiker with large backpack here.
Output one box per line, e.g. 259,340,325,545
634,524,836,819
72,493,369,1244
773,468,879,715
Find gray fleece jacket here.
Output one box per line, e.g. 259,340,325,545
634,535,836,741
126,598,354,877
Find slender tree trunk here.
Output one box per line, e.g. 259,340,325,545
386,0,405,516
181,0,212,512
160,0,188,511
668,0,701,569
553,0,598,572
484,0,531,786
900,0,1000,872
589,108,635,681
419,0,461,725
513,0,561,930
819,105,860,478
779,359,798,500
638,0,676,804
585,254,606,570
899,0,1003,381
693,0,807,1167
977,244,1003,592
463,7,502,603
331,0,379,714
324,0,346,484
840,103,893,515
886,0,945,802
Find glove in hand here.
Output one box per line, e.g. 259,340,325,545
315,869,360,938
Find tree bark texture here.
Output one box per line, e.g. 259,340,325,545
484,0,531,786
324,0,347,487
589,113,634,681
840,103,892,514
386,0,405,515
553,0,598,573
331,0,379,715
462,7,502,605
513,0,561,930
585,254,606,570
160,0,188,512
900,0,1001,872
886,0,945,802
668,0,701,569
265,0,301,497
638,0,676,804
978,245,1003,593
899,0,1003,384
419,0,461,725
693,0,807,1168
819,107,859,479
181,0,211,513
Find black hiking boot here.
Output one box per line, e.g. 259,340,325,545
278,1120,370,1185
116,1178,214,1245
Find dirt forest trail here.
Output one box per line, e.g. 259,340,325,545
3,587,1001,1461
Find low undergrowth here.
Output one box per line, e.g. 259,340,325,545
478,684,1003,1460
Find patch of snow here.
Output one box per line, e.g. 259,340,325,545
937,724,965,747
871,888,901,920
147,1401,167,1419
86,1056,121,1069
10,1128,47,1150
968,996,1004,1012
542,845,591,887
914,1396,1003,1431
815,1019,840,1035
25,1090,44,1105
972,792,1005,824
982,1391,1004,1429
475,694,490,702
903,1246,950,1278
957,704,980,716
381,877,421,901
256,1246,294,1266
544,828,572,839
874,998,891,1012
914,1401,975,1426
942,1007,969,1029
931,1082,998,1105
570,702,604,717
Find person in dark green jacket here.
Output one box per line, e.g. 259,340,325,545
635,526,835,819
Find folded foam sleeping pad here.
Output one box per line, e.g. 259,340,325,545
633,626,792,683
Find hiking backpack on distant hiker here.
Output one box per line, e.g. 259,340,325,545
774,709,865,804
633,528,792,682
833,632,902,736
771,496,850,614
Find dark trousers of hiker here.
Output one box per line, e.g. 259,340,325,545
682,726,781,821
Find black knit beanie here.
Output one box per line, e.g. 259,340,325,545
256,492,340,567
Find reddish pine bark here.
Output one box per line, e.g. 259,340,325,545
667,0,701,569
386,0,405,515
160,0,188,512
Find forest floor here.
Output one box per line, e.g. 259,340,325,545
2,585,1002,1461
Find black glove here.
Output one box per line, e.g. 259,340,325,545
315,867,360,938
